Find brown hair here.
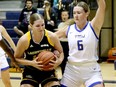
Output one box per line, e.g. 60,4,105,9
76,1,90,13
30,13,43,25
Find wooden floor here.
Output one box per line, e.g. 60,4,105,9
0,62,116,87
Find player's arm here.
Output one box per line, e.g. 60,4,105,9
1,25,15,50
91,0,106,36
55,25,68,38
14,35,31,65
0,25,21,68
50,32,64,68
14,35,43,70
55,18,74,38
0,39,15,62
0,25,16,61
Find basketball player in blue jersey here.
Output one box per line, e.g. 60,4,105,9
14,13,64,87
55,0,106,87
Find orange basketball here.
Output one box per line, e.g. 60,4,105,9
37,51,55,65
108,47,116,61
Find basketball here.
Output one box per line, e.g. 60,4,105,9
37,51,55,65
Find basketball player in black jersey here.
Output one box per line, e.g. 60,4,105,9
14,13,64,87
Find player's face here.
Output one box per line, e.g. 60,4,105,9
26,1,32,9
33,19,45,32
73,6,88,25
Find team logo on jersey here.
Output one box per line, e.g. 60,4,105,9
75,34,85,38
27,51,40,55
26,75,32,79
30,44,34,48
40,44,49,47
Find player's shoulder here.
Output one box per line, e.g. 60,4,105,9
0,25,5,32
0,25,4,28
46,29,56,38
19,33,29,44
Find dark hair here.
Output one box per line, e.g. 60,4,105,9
30,13,43,25
61,9,69,13
25,0,33,4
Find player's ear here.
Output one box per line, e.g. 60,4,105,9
86,12,89,18
29,23,32,27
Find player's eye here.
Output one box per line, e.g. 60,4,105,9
41,23,45,26
36,25,40,27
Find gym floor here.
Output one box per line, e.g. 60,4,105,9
0,62,116,87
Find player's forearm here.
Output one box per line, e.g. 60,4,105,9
15,58,33,66
0,39,16,62
97,0,106,9
58,52,64,65
7,39,16,51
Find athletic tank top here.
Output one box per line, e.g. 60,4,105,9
67,22,99,63
0,32,5,57
25,30,55,70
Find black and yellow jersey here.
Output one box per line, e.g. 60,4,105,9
25,29,55,69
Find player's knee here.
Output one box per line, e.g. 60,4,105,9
42,81,60,87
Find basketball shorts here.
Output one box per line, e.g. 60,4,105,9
61,62,103,87
21,67,59,87
0,55,9,78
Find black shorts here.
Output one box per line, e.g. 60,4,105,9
21,67,58,87
16,23,28,34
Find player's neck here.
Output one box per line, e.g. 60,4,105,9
32,31,44,44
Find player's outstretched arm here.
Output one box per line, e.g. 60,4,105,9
0,39,20,69
0,39,15,62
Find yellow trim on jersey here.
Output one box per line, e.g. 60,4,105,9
26,31,31,45
45,29,54,46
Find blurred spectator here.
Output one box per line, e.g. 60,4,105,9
58,10,69,28
43,0,57,32
49,0,54,7
62,0,73,11
69,0,78,18
14,0,37,37
53,0,58,7
53,0,65,21
37,0,44,8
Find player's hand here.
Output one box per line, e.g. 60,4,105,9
32,57,44,71
49,20,55,26
42,50,60,71
42,55,59,71
50,55,60,68
10,61,22,72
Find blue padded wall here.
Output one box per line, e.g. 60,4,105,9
6,11,20,20
12,37,19,45
2,20,18,28
7,29,18,37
